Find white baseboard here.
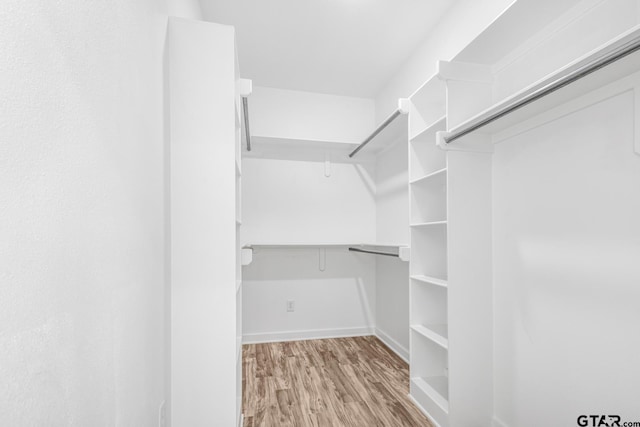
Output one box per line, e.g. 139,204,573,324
408,393,442,427
237,414,244,427
374,328,409,363
493,417,509,427
242,326,374,344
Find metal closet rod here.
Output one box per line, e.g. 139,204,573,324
242,96,251,151
348,247,399,258
349,109,403,158
445,32,640,144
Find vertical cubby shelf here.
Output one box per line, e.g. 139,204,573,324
408,75,450,427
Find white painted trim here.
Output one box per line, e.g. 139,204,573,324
242,327,374,344
408,394,443,427
493,416,509,427
237,414,244,427
375,328,409,363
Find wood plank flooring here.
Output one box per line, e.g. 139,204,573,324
242,336,434,427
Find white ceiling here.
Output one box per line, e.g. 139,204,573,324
200,0,457,98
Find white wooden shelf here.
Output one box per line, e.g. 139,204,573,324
243,135,374,163
410,115,447,143
244,242,407,249
411,376,449,413
411,221,447,227
445,25,640,142
411,275,448,288
409,76,446,140
409,116,447,181
411,324,449,349
410,167,447,185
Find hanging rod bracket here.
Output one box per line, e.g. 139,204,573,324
436,130,493,153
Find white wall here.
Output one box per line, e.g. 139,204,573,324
241,156,378,340
250,86,375,143
493,79,640,427
374,137,411,360
243,249,376,342
241,85,382,342
167,0,203,19
241,158,376,245
0,0,206,423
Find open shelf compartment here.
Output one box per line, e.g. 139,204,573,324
410,169,447,224
410,116,447,181
410,330,449,425
410,225,447,280
409,75,447,139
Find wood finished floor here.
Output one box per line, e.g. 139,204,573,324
242,336,434,427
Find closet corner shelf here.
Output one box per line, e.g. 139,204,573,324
411,324,449,349
411,376,449,413
242,135,382,163
411,275,448,288
410,115,447,142
409,167,447,185
410,221,447,227
244,242,407,249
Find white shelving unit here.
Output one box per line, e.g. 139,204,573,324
168,18,246,427
408,74,451,427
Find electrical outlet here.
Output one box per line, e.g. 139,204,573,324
159,400,166,427
286,300,295,312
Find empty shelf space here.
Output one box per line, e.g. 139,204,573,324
410,167,447,185
409,76,446,139
411,275,448,288
410,115,447,143
409,116,447,181
411,221,447,227
411,324,449,349
411,376,449,413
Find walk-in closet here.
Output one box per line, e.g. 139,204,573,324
4,0,640,426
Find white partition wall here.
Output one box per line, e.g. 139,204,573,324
168,17,240,427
